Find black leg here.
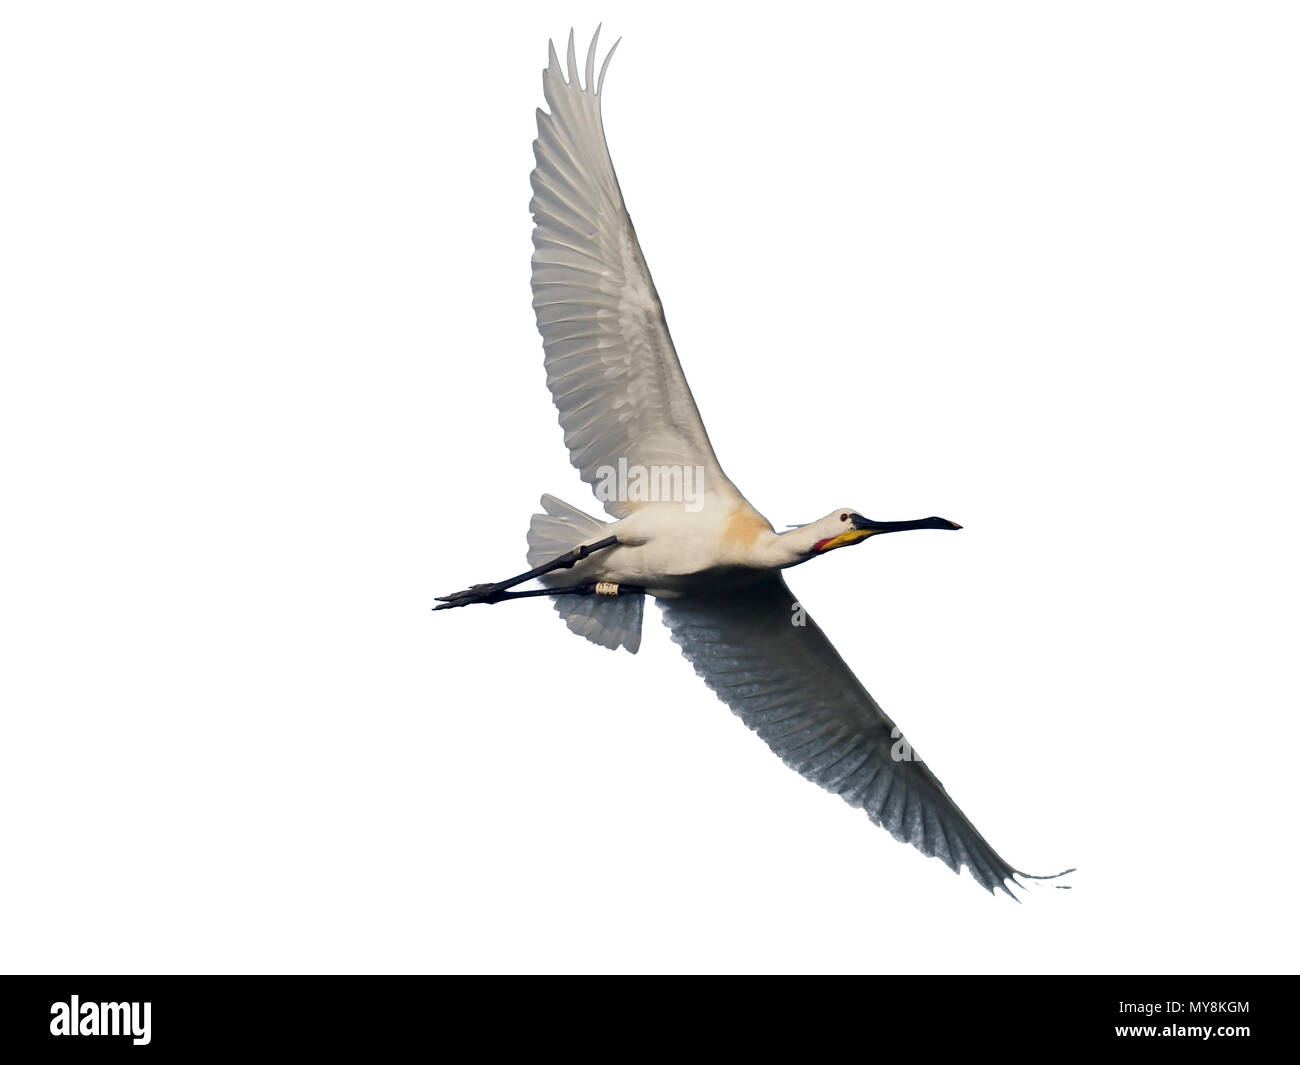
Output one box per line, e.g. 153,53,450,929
434,536,620,609
433,580,645,611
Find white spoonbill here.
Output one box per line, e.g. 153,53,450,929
437,29,1070,898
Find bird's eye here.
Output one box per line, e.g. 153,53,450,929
840,513,848,522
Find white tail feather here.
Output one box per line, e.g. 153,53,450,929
526,494,643,653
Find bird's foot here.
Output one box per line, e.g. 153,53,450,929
433,583,505,610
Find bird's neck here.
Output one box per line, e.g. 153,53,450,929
751,527,818,570
719,501,817,570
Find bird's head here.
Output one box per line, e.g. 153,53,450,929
803,509,963,555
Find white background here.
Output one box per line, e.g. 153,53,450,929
2,2,1297,974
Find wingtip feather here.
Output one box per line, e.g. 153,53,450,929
585,25,601,91
598,38,621,96
566,28,579,85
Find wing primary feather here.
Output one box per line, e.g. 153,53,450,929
585,25,601,90
598,38,621,94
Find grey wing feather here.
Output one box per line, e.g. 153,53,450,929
530,29,734,517
660,575,1062,897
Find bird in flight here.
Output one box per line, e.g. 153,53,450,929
437,28,1070,898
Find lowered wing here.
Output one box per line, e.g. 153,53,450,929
660,574,1069,896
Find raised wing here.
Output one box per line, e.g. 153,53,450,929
530,30,734,518
660,575,1069,896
